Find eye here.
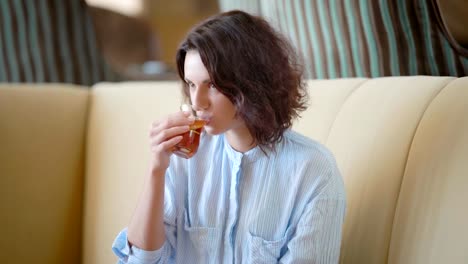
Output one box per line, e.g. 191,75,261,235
209,82,217,90
187,82,195,89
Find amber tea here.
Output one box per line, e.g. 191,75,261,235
172,119,206,159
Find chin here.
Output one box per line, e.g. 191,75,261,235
203,125,224,136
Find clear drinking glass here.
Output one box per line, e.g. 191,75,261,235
172,104,207,159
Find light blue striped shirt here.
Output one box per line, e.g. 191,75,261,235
112,130,346,263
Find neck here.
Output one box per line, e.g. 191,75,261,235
225,126,256,153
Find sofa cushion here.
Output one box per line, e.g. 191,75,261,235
0,84,88,263
317,76,454,263
389,77,468,263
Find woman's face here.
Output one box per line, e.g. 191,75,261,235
184,50,246,136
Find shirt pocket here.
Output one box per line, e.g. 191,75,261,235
183,210,222,263
246,228,292,263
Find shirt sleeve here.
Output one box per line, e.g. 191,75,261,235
112,228,171,264
112,228,167,264
279,161,347,264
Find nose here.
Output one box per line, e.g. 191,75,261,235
191,86,209,111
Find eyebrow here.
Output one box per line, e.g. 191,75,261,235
184,78,211,84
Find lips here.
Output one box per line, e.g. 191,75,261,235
201,118,211,125
197,115,211,125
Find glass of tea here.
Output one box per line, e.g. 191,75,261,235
172,104,207,159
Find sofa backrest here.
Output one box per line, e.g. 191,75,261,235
83,76,468,264
0,84,88,264
84,76,468,263
1,77,467,264
388,77,468,263
301,77,453,263
303,76,468,263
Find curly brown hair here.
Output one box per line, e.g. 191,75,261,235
176,10,308,150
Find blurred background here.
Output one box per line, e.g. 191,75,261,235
85,0,219,80
0,0,466,85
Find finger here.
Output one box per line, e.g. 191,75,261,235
161,135,184,151
150,125,190,145
149,112,193,143
150,125,190,141
151,135,183,153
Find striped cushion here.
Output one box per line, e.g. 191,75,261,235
218,0,261,15
0,0,120,85
220,0,468,79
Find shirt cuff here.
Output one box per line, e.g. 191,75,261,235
112,228,167,263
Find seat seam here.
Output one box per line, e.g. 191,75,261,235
324,78,368,146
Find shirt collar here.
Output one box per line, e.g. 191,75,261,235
222,134,265,165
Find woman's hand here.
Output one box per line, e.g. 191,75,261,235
149,111,193,175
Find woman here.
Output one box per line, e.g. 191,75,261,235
112,10,346,263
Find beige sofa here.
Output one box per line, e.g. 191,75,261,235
1,76,467,264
